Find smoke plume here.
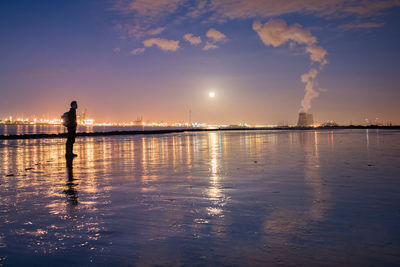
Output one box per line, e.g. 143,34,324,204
253,19,327,112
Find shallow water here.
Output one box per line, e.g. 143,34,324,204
0,130,399,266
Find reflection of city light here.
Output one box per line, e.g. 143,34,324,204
207,132,223,199
211,157,217,174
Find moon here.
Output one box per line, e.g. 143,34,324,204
209,91,215,98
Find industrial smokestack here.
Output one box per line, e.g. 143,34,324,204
297,112,314,127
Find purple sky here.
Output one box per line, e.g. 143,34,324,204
1,0,399,125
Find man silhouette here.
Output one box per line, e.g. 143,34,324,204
66,101,78,157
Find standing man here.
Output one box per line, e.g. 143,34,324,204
66,101,78,157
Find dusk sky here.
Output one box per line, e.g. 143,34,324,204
1,0,399,124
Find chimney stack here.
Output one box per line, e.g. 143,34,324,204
297,112,314,127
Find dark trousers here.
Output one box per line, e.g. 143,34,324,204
66,126,76,155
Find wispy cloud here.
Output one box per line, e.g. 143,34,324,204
202,42,218,51
209,0,400,20
112,0,398,56
130,47,146,55
143,38,180,51
114,47,121,52
112,0,398,38
114,0,183,17
115,23,166,39
206,28,227,43
252,20,316,47
339,21,385,31
186,0,209,18
147,27,165,36
183,33,202,45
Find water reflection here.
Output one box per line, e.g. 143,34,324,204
0,130,399,266
263,131,330,243
303,131,328,222
207,131,224,215
64,157,78,207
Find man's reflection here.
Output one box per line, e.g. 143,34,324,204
64,156,78,206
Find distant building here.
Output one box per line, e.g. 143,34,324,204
322,121,338,127
133,116,143,126
297,112,314,127
77,108,87,125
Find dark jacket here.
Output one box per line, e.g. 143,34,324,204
68,108,77,129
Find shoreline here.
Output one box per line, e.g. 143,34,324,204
0,125,399,140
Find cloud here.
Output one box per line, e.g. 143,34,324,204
115,0,183,17
112,0,398,40
114,47,121,52
114,0,400,20
130,47,146,55
209,0,400,20
253,19,328,65
186,0,209,18
252,19,316,47
202,42,219,51
112,0,180,38
143,38,180,51
338,0,400,17
339,21,385,31
116,24,166,39
147,27,165,36
253,19,328,112
206,28,227,42
183,33,202,45
194,28,227,51
306,45,328,66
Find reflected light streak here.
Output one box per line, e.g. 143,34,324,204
205,132,225,216
263,131,330,239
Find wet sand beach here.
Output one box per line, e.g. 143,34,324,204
0,129,399,266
